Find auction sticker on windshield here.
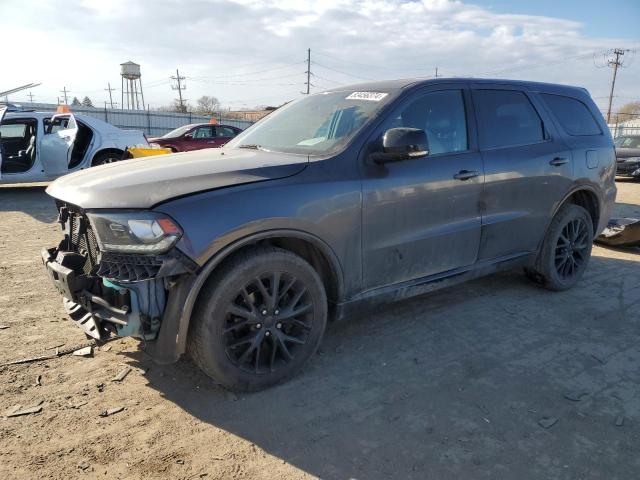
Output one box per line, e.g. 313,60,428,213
345,92,388,101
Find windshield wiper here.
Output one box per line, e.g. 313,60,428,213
237,144,268,151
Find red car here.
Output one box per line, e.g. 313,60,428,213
148,123,242,152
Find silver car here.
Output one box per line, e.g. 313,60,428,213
0,107,147,184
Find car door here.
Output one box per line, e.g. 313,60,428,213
40,114,78,176
212,125,239,147
361,85,484,289
0,106,6,179
186,126,216,151
470,85,573,260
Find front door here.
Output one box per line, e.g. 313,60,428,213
470,85,573,260
187,125,218,151
40,114,78,177
361,86,484,290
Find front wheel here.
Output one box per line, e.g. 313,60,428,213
188,247,328,392
527,203,594,291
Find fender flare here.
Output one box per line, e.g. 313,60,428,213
535,183,602,255
173,228,344,356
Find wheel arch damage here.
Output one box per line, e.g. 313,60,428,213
150,229,344,365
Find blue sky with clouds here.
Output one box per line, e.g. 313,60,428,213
2,0,638,113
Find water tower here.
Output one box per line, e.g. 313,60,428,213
120,61,145,110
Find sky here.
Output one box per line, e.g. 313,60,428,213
2,0,639,114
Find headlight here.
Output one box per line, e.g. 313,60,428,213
86,211,182,254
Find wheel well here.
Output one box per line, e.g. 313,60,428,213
566,189,599,232
92,148,124,165
208,236,340,312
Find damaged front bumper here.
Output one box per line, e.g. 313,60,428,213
42,242,197,363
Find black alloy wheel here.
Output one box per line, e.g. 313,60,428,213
554,217,590,280
224,272,313,374
526,203,594,291
188,247,327,391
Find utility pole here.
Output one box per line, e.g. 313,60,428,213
27,91,34,103
305,48,311,94
60,86,70,104
105,82,115,109
605,49,628,124
435,67,439,78
171,69,186,112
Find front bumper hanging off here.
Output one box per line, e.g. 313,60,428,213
42,243,194,344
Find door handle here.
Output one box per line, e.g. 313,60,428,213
549,157,568,166
453,170,480,181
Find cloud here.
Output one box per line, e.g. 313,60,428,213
1,0,638,111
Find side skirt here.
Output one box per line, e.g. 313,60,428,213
334,251,534,322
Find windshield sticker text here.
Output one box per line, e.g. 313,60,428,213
345,92,388,102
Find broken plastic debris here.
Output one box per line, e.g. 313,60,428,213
563,391,589,402
0,325,9,330
615,415,624,427
112,367,131,382
73,346,93,357
99,406,124,417
538,417,559,429
6,400,44,417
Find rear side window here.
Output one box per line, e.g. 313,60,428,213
540,94,602,136
473,90,545,149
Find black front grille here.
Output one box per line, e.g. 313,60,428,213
65,210,100,275
97,252,164,282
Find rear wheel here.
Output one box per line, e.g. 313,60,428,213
526,203,594,291
188,247,327,392
92,150,122,166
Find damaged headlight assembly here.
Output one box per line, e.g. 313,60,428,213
86,211,182,254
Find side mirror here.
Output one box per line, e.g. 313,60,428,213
184,132,193,139
371,127,429,164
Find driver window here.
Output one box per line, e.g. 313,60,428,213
386,90,468,155
193,126,214,139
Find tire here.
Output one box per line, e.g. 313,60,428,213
92,151,122,166
188,246,328,392
527,203,594,291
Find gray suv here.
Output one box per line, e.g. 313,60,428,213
42,78,616,391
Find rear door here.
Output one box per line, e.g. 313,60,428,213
212,125,239,147
0,106,6,179
471,85,573,260
40,114,78,176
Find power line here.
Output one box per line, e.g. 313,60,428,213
190,62,305,81
311,61,375,81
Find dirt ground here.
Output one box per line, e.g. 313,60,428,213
0,180,638,480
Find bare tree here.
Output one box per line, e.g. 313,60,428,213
195,95,220,115
81,96,94,108
71,96,82,106
615,101,640,124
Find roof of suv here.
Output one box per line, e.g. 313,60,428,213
327,77,589,97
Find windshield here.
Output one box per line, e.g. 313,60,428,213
226,90,396,155
615,136,640,148
161,125,193,139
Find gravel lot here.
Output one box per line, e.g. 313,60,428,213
0,180,638,480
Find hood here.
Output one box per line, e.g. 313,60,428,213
46,148,308,209
616,147,640,159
